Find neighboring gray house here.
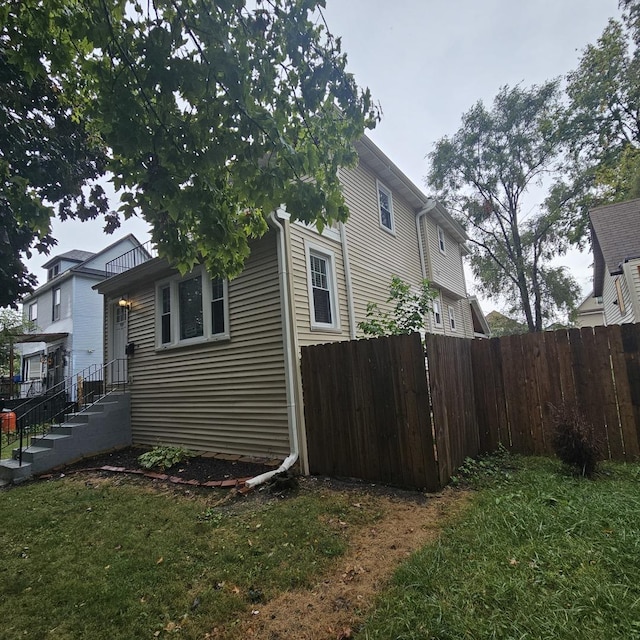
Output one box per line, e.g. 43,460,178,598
17,235,145,396
590,197,640,325
95,135,489,474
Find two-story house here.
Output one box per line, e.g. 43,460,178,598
590,197,640,325
17,235,146,397
95,136,487,474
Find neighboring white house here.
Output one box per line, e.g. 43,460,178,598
95,135,489,471
17,235,146,397
590,197,640,326
575,292,605,328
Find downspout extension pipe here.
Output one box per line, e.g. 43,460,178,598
246,209,299,488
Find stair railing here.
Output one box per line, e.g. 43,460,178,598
10,359,128,466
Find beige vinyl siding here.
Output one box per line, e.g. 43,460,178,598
339,161,424,333
118,232,289,458
422,216,467,298
460,299,475,337
290,223,350,348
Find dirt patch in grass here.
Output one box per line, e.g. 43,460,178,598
41,449,470,639
218,483,470,640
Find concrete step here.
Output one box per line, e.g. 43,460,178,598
30,433,71,449
65,412,99,424
0,458,33,483
14,446,51,463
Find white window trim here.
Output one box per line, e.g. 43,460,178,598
433,297,443,328
52,288,61,322
155,266,230,350
376,180,395,235
293,219,341,243
448,305,456,331
437,226,446,255
28,302,37,322
304,240,341,332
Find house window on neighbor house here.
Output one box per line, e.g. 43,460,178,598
615,277,627,315
377,181,395,233
448,305,456,331
306,243,340,330
437,226,446,254
156,267,229,348
52,288,61,321
28,302,37,323
433,299,443,327
47,263,60,281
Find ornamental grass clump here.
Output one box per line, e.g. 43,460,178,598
550,402,602,477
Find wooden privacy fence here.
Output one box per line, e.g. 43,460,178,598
300,324,640,491
300,333,441,491
471,324,640,461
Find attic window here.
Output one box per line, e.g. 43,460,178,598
377,181,395,233
47,264,60,281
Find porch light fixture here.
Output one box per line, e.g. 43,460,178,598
118,296,131,309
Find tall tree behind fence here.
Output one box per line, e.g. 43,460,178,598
471,324,640,461
300,333,441,491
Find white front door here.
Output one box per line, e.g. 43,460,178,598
108,302,128,386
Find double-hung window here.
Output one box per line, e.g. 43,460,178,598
52,288,61,321
448,305,456,331
306,242,340,331
156,267,229,348
377,181,395,233
433,298,443,327
28,302,37,323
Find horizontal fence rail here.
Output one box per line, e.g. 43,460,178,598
105,241,157,277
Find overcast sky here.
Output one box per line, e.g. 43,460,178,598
29,0,622,313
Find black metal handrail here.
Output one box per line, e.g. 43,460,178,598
105,240,156,277
6,359,128,466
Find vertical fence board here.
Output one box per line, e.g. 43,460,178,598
621,324,640,449
592,325,625,459
608,325,640,459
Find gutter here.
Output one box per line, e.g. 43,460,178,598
245,209,301,488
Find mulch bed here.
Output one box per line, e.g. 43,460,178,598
45,446,280,489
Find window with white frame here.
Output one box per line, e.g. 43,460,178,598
156,267,229,348
437,226,446,254
433,299,443,327
448,305,456,331
377,181,395,233
25,355,42,380
52,288,61,321
28,302,37,322
306,244,339,330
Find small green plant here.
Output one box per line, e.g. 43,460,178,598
550,403,602,477
450,444,514,489
358,275,436,337
137,445,195,470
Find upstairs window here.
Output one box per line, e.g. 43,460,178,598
306,242,340,330
377,181,395,233
437,226,446,254
448,305,456,331
52,288,61,321
433,299,443,327
156,267,229,348
28,302,37,323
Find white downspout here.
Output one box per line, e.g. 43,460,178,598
416,198,437,280
245,209,300,488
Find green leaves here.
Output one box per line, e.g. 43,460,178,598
358,276,436,338
427,83,579,331
2,0,379,306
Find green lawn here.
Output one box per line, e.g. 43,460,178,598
358,456,640,640
0,476,380,639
